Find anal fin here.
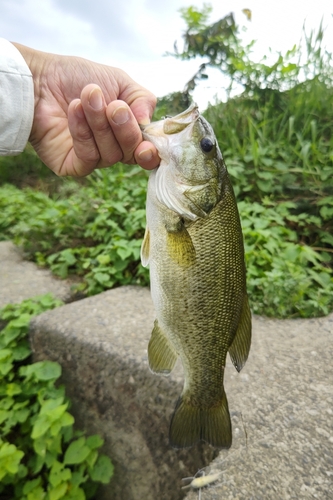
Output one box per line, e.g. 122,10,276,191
148,320,178,375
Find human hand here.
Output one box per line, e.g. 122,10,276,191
13,43,159,176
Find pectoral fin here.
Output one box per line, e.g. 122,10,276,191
166,226,196,267
148,320,178,375
140,227,150,267
229,293,252,372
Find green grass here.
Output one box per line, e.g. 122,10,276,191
203,78,333,250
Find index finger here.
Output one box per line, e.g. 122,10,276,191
106,100,159,167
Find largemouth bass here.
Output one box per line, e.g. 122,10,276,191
140,103,251,448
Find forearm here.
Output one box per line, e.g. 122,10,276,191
0,39,34,155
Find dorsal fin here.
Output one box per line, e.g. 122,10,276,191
229,294,252,372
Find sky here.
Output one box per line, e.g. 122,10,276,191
1,0,333,110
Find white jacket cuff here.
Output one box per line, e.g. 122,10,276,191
0,38,34,156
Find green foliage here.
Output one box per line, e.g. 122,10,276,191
0,144,61,189
0,295,114,499
152,92,193,120
0,170,332,318
203,81,333,250
179,3,212,30
172,8,246,96
239,201,333,317
0,7,332,318
0,165,150,295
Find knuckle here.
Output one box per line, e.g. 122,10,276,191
104,149,123,166
73,124,94,142
74,143,100,163
115,132,138,158
90,118,111,135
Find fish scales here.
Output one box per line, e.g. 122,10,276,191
140,103,251,448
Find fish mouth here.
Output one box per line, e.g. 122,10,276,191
141,102,199,139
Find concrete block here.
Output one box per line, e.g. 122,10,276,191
29,286,216,500
29,285,333,499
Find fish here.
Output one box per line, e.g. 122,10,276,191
140,103,251,448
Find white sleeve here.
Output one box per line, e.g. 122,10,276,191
0,38,34,156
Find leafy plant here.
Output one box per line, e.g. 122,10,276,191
0,143,69,193
0,165,150,295
239,200,333,317
0,294,114,499
203,86,333,253
167,4,333,317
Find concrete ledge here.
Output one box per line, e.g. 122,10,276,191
30,286,216,500
29,285,333,500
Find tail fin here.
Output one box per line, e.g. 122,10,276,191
169,393,232,449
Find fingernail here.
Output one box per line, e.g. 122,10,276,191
112,106,130,125
89,88,103,110
138,148,153,162
74,102,85,120
139,117,150,126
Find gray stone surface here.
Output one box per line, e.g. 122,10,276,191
184,313,333,500
30,286,217,500
0,241,74,308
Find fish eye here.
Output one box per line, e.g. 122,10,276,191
200,137,214,153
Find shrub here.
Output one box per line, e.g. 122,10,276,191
0,165,150,295
0,294,114,499
239,200,333,317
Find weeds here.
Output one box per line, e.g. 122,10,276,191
0,294,113,499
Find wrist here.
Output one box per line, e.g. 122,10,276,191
11,42,49,109
11,42,35,70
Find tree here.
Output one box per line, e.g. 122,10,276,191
169,4,332,102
